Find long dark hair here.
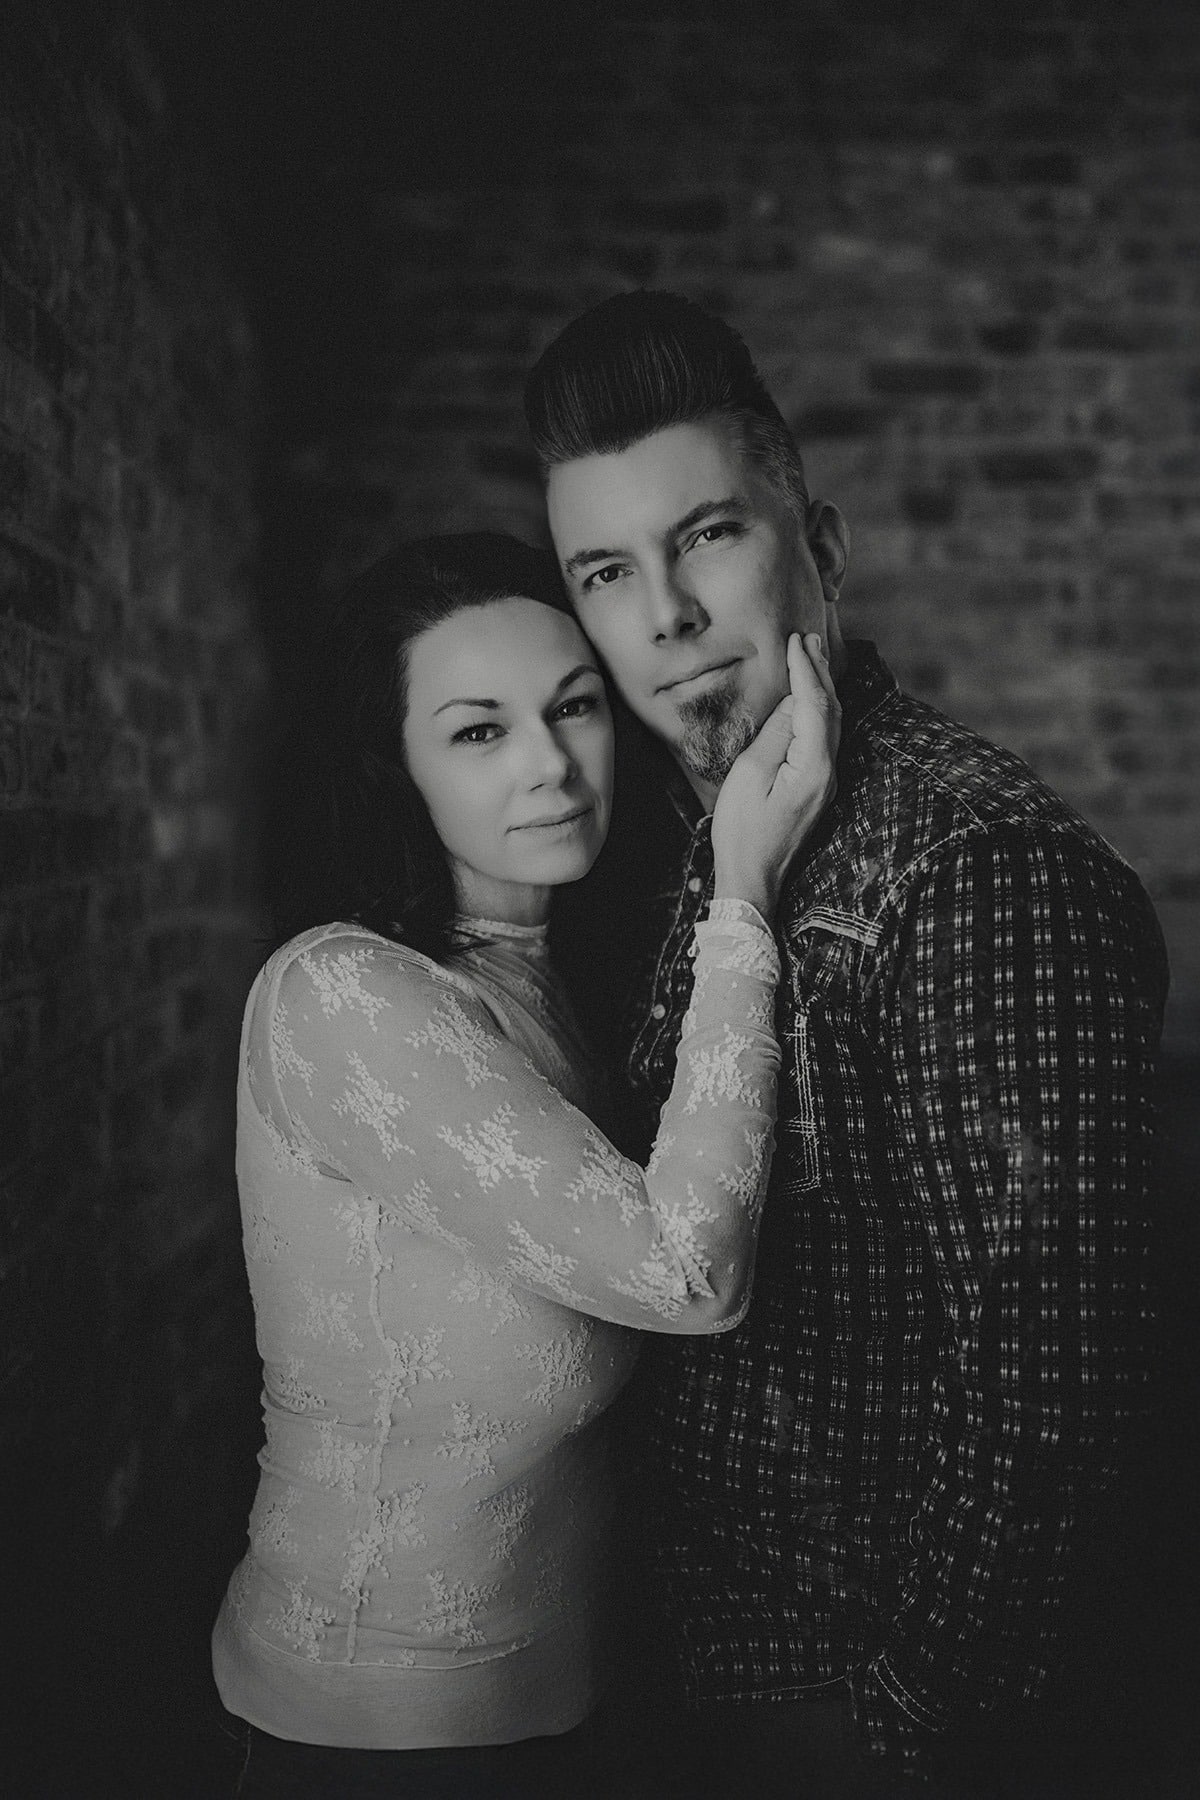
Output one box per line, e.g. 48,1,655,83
266,533,576,962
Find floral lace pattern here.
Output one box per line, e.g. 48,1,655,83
223,907,782,1728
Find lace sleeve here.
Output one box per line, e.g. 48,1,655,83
252,914,781,1334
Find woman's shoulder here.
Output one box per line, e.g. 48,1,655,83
261,921,479,1021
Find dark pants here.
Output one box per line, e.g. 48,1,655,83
594,1686,1122,1800
233,1718,606,1799
595,1688,910,1800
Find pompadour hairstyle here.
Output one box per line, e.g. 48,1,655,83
524,289,809,513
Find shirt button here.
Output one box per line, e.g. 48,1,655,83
687,876,703,893
651,1003,667,1020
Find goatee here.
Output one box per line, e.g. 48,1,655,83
676,689,757,786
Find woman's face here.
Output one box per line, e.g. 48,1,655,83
402,596,613,925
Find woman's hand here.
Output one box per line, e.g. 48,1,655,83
711,632,841,921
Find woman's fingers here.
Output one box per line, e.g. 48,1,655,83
801,632,840,708
710,631,842,909
785,634,838,735
731,633,841,784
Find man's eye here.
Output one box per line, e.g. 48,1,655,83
453,722,501,745
581,563,626,593
692,522,739,548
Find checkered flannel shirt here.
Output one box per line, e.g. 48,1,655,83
620,640,1167,1764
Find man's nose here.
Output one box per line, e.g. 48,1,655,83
645,562,708,641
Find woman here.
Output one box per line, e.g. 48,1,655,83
213,533,838,1797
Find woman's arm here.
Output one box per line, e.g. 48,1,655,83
251,909,779,1334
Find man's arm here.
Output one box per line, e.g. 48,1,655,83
861,824,1167,1762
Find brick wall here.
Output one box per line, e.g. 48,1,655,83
0,10,264,1789
261,0,1200,1053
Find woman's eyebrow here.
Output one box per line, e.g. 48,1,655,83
433,664,599,717
433,694,500,715
555,662,602,690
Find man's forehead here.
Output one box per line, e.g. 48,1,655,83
547,416,753,544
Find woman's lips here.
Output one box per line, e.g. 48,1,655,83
510,806,592,834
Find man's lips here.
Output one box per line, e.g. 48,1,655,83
657,659,739,694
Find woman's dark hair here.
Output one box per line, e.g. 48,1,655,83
266,532,574,961
524,288,809,514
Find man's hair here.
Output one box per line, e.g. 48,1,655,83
524,289,809,514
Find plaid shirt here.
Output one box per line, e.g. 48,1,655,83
618,641,1167,1763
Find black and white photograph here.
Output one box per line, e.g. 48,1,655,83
1,2,1197,1794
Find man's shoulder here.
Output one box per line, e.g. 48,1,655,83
781,674,1137,937
863,683,1090,834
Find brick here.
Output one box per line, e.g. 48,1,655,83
0,992,36,1068
0,532,63,629
599,242,662,285
902,487,958,526
176,982,209,1036
29,637,93,717
979,446,1101,484
0,614,29,702
475,442,539,484
26,885,89,967
977,319,1041,355
0,714,24,793
1057,316,1178,354
867,362,987,398
793,404,885,439
607,193,728,234
1012,150,1083,186
103,1004,169,1088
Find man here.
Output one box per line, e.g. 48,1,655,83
523,291,1167,1796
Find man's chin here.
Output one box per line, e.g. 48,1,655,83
677,698,757,787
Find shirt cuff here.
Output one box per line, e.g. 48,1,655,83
705,896,772,935
695,899,781,983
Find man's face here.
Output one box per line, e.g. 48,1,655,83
547,417,831,801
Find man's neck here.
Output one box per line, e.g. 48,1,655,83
681,765,719,816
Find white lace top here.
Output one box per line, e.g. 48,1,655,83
212,902,781,1749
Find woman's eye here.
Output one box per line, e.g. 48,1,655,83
553,693,601,721
453,722,502,745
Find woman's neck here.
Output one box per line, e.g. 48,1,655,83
452,869,552,929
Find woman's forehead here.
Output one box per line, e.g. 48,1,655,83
408,598,595,710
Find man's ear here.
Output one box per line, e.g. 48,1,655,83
805,502,849,604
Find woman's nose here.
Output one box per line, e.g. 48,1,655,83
528,725,575,786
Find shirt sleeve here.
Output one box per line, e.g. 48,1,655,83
863,826,1166,1755
248,906,781,1334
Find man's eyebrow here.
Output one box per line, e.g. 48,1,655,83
432,663,599,716
562,496,751,580
564,544,623,579
673,494,751,536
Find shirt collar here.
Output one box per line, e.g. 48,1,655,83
835,638,898,742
